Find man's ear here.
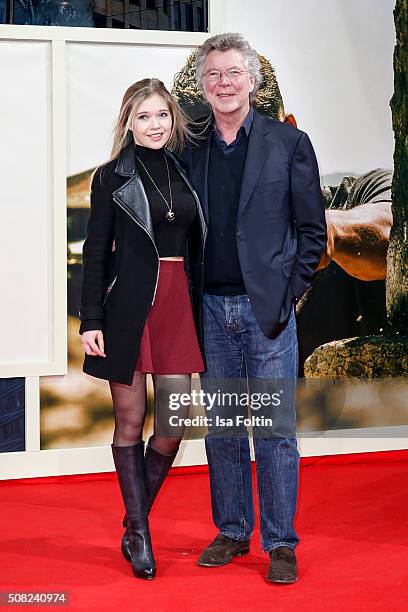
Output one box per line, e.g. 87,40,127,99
283,113,297,128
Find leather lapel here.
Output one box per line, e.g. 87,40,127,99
113,142,154,239
113,175,154,240
238,111,274,220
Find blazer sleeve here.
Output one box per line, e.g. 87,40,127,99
79,167,115,332
289,132,327,300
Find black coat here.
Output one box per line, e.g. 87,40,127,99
79,142,207,384
184,109,327,338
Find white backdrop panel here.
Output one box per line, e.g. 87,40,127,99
0,41,51,366
67,43,196,176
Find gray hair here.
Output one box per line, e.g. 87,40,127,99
195,33,262,103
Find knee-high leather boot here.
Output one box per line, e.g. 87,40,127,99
111,442,156,580
121,440,179,563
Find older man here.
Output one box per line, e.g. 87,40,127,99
182,33,327,583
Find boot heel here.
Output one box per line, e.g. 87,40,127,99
127,525,156,580
121,532,131,562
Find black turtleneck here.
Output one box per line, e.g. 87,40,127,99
135,144,196,257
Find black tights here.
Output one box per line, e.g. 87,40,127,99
109,371,191,455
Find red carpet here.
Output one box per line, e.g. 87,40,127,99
1,451,407,611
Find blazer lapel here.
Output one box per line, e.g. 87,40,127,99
238,111,274,220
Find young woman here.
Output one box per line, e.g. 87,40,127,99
79,79,206,580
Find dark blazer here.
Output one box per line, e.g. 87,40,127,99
79,142,207,385
184,108,327,339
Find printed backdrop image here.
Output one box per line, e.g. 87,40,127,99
40,0,407,450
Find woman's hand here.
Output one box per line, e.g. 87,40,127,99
81,330,106,357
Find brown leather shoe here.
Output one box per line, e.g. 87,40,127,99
197,533,250,567
266,546,298,584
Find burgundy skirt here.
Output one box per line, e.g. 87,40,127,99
135,259,204,374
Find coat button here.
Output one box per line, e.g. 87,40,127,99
118,191,123,196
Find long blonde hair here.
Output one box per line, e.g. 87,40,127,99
111,78,193,159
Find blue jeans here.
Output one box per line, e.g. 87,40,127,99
200,293,299,552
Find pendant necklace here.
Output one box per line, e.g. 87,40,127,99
136,154,175,222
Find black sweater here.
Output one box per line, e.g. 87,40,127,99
135,145,196,257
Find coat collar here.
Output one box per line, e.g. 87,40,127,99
114,140,137,177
